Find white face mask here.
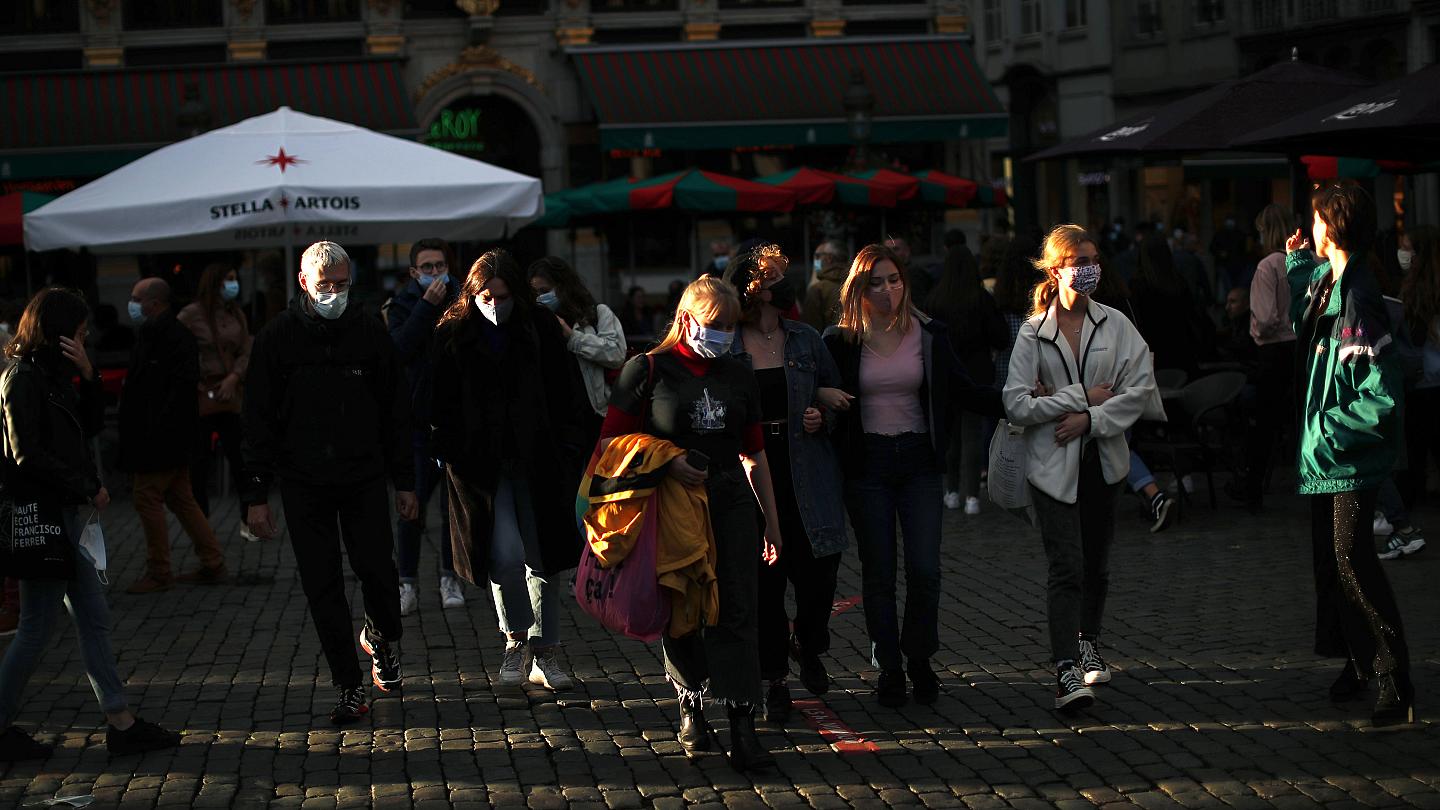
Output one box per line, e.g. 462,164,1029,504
1397,249,1415,272
477,295,514,325
686,318,734,358
78,510,107,585
310,289,348,320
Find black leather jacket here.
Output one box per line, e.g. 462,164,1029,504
0,351,104,505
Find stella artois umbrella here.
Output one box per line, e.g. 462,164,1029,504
24,106,543,253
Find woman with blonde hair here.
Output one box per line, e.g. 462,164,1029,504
1002,224,1156,712
822,245,1001,709
1227,204,1300,509
601,275,783,772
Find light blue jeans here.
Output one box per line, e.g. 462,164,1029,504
489,477,559,647
0,508,129,726
1127,449,1156,493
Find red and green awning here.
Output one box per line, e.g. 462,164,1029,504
849,169,920,202
589,169,797,214
755,167,898,207
1,192,56,245
1301,155,1438,179
913,170,979,207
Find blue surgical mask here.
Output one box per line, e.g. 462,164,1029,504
712,256,730,271
813,257,823,274
127,300,146,325
221,280,240,301
311,289,348,320
1068,264,1102,296
536,291,560,311
687,321,734,358
418,273,449,289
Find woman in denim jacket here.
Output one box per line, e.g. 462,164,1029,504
725,244,848,725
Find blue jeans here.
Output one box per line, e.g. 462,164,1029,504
0,509,128,726
489,477,559,647
396,445,454,583
847,433,943,672
1126,448,1156,493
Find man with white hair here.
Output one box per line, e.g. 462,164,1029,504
242,241,418,725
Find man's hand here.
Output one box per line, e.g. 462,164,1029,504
246,503,277,539
396,491,419,521
422,277,448,306
667,457,708,487
59,336,93,381
217,373,240,402
1086,382,1114,405
91,486,111,511
1054,411,1091,446
801,406,823,434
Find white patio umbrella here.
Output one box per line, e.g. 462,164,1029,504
24,106,543,255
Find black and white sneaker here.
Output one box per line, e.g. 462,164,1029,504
1148,491,1175,533
359,625,401,693
1078,638,1111,685
329,687,369,725
1055,663,1095,711
105,717,181,755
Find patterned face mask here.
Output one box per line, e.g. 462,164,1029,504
1067,264,1102,296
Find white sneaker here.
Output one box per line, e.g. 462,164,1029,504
439,576,465,609
499,641,529,687
239,522,260,542
943,491,962,510
964,496,981,515
529,646,573,691
399,583,418,617
1373,512,1394,536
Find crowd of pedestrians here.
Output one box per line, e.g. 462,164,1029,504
0,179,1432,768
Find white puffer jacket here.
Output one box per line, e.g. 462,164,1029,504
1002,299,1156,504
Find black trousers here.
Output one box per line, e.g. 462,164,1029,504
1310,489,1409,678
1399,385,1440,511
1244,342,1295,490
280,477,403,689
191,411,245,516
756,433,841,682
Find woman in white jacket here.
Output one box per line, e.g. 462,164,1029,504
1003,224,1157,712
528,257,629,443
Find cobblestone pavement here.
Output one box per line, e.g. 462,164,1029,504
1,480,1437,809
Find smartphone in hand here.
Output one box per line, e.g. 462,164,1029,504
685,449,711,472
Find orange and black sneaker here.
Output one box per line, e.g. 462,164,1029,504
359,625,401,693
329,687,369,725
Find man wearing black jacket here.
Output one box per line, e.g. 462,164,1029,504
120,278,227,594
242,241,418,725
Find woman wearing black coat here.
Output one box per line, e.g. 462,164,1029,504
429,250,589,693
0,288,180,761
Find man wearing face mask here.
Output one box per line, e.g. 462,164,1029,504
802,241,847,331
702,239,733,279
119,277,228,595
385,238,463,617
243,241,418,726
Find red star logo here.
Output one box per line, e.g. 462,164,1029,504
257,147,306,173
279,194,290,212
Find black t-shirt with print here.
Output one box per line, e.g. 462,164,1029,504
610,351,761,471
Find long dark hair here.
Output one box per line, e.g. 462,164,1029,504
994,229,1041,314
439,249,531,329
195,263,247,347
1402,226,1440,347
528,256,599,328
5,287,90,360
1134,236,1187,296
924,245,983,321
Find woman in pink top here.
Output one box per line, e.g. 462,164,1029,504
1229,204,1298,510
822,245,1001,709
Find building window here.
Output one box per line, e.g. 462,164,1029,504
1194,0,1225,24
265,0,361,24
983,0,1004,41
1065,0,1087,28
1019,0,1041,35
1251,0,1282,29
1135,0,1163,36
0,0,80,34
1299,0,1338,22
123,0,223,29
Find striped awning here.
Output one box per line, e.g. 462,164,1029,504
569,36,1007,151
1,59,415,153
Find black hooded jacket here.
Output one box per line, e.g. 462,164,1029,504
241,295,413,502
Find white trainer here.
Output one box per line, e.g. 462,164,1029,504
439,576,465,609
964,496,981,515
399,583,418,617
529,646,574,691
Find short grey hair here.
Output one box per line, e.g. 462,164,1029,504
301,241,350,276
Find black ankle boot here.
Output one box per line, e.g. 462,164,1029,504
1372,673,1415,726
727,703,775,772
1329,661,1370,702
677,693,715,753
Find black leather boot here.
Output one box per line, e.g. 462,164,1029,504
1329,660,1370,702
1372,672,1415,726
727,703,775,772
677,692,715,753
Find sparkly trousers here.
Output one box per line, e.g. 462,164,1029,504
1310,489,1410,679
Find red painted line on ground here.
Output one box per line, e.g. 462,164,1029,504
830,596,862,616
794,699,878,752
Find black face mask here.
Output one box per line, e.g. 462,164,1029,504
765,277,797,312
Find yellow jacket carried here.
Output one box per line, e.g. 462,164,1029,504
582,433,718,637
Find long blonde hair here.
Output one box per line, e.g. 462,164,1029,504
650,275,740,355
1255,204,1294,255
1029,224,1096,316
835,243,912,343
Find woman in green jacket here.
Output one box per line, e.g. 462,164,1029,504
1286,182,1412,726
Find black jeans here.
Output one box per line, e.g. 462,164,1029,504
1310,489,1410,678
191,411,245,516
757,432,841,682
280,477,403,689
663,468,762,704
1030,444,1121,664
1243,342,1295,490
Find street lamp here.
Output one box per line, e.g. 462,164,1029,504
843,68,875,169
176,81,211,139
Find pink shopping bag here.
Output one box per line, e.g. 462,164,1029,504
573,500,669,642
